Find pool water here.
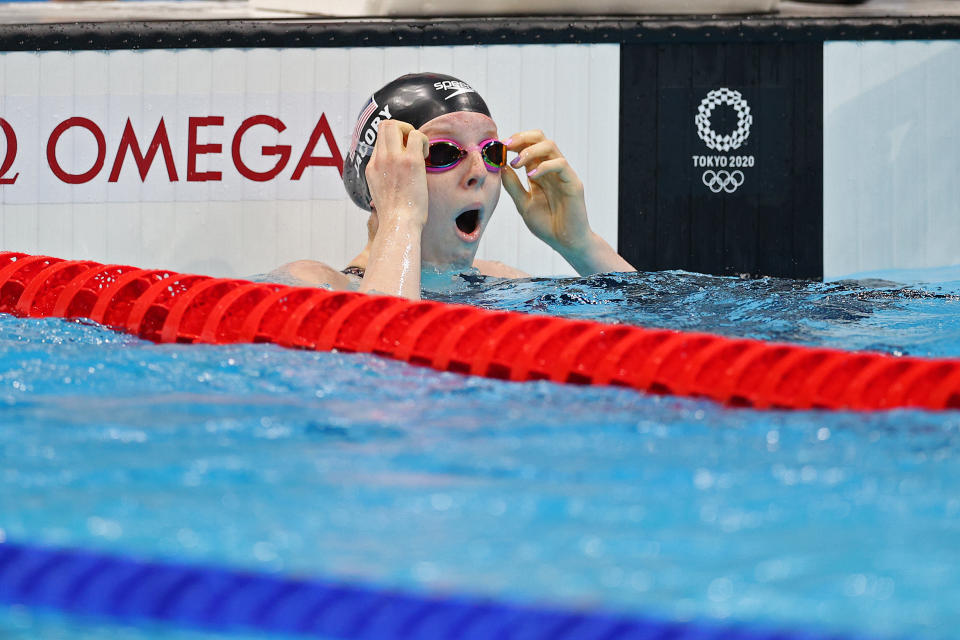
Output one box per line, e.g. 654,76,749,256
1,268,959,639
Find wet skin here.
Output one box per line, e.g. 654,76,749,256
417,112,502,269
275,111,634,299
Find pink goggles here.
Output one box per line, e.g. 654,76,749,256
425,138,507,173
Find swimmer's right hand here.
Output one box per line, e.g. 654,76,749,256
365,120,430,229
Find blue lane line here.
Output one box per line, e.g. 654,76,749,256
0,541,856,639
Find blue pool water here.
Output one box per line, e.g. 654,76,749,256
1,268,959,639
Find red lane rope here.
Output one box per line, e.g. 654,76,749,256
1,251,958,412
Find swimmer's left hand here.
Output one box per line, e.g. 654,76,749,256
501,130,593,256
502,130,635,276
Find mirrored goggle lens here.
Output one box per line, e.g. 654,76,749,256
426,142,464,168
481,141,506,168
425,140,506,170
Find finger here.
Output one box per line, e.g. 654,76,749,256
376,120,402,150
396,121,416,147
371,121,415,166
526,157,576,183
377,120,415,152
503,129,546,152
406,129,430,159
500,165,529,209
509,140,561,171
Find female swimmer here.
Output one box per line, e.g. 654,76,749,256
273,72,635,300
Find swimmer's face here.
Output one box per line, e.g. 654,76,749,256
417,111,501,269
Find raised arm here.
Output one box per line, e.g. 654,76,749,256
359,120,430,300
501,130,635,276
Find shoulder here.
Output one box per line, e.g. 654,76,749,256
472,259,529,279
272,260,353,289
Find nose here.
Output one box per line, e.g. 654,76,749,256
462,149,487,189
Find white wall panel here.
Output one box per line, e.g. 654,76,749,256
140,202,176,269
515,45,558,275
239,49,280,203
343,46,385,259
312,48,354,271
0,53,5,253
4,205,38,255
108,51,144,205
6,53,42,208
275,199,312,272
551,46,590,275
176,49,213,204
479,45,523,271
278,47,315,205
142,50,178,205
38,201,73,259
587,45,619,257
824,41,960,278
0,93,4,253
0,45,620,278
240,199,277,275
73,202,108,261
106,202,141,267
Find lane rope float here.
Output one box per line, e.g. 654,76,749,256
0,541,868,640
1,251,958,411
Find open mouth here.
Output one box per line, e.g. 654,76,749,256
455,209,481,240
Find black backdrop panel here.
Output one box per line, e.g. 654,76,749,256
619,43,823,279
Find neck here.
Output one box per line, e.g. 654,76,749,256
348,242,477,274
346,242,372,269
422,257,475,274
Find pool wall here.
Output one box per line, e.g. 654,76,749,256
0,44,620,279
823,40,960,279
0,4,958,281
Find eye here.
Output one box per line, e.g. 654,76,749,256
426,142,463,167
482,141,506,167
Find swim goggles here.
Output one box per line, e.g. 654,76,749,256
425,138,506,173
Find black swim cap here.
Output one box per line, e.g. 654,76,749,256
343,72,492,211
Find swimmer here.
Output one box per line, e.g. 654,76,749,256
272,72,635,299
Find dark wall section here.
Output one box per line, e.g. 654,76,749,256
619,43,823,279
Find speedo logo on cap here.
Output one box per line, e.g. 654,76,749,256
434,80,476,100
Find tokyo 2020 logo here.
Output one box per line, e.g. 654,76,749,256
692,88,754,194
695,88,752,152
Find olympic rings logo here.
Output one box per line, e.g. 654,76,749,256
702,170,744,193
695,88,752,152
